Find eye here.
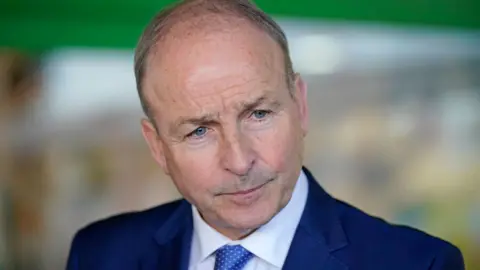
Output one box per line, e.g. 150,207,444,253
251,110,271,120
188,126,208,138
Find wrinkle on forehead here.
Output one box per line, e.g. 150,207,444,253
142,17,287,127
184,64,273,98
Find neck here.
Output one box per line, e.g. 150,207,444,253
199,212,257,240
215,226,257,241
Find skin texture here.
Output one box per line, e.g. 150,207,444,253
140,19,309,240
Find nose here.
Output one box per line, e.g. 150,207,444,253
220,129,254,176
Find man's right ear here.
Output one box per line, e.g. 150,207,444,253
140,119,170,175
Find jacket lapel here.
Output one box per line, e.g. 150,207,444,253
283,167,349,270
139,200,193,270
138,167,349,270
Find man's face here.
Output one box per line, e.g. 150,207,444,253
141,22,308,239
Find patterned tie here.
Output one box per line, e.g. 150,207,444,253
214,244,254,270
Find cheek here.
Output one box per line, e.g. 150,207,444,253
251,116,301,172
166,145,220,198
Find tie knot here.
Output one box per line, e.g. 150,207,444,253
214,245,253,270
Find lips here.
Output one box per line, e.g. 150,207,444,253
221,178,274,204
227,182,266,196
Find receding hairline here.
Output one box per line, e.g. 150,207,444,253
145,15,287,84
145,14,270,71
134,0,295,125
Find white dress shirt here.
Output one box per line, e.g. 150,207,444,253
189,170,309,270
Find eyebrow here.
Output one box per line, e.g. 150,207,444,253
237,95,278,118
170,94,279,133
170,112,219,134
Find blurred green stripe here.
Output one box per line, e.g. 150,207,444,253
0,0,479,51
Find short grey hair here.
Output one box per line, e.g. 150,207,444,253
134,0,295,120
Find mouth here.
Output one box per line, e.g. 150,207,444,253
227,183,266,195
220,178,274,205
225,178,273,195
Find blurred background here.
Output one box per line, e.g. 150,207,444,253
1,0,479,269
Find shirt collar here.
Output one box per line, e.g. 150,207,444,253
191,169,309,268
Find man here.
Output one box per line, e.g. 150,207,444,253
66,0,464,269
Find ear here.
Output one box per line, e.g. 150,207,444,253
294,73,309,136
141,118,170,175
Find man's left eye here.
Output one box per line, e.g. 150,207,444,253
252,110,270,120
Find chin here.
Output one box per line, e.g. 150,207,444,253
235,213,271,229
222,199,280,230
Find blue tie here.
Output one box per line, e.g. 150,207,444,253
214,244,254,270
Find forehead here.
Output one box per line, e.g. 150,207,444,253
143,21,288,115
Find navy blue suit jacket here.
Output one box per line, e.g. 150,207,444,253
66,168,464,270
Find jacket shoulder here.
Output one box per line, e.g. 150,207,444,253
67,199,186,269
76,199,184,240
334,199,464,269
